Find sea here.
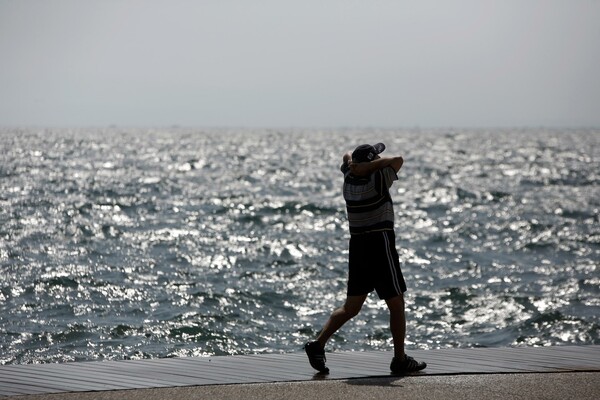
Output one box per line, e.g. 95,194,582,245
1,127,598,365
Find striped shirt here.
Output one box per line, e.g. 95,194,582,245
341,163,398,235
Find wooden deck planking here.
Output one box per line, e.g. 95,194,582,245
111,360,227,384
423,348,573,373
186,355,313,381
68,360,217,384
0,380,56,395
0,364,161,391
153,356,300,384
0,345,599,397
171,357,297,383
466,347,598,371
426,349,535,372
50,363,193,388
0,368,129,392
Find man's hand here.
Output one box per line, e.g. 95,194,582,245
342,152,352,165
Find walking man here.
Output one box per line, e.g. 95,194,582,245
305,142,426,374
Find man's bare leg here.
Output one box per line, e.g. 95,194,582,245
316,294,368,348
385,293,406,358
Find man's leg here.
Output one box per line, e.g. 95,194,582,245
385,293,406,359
305,294,368,373
386,293,427,373
316,294,368,348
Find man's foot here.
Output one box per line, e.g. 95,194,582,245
304,341,329,374
390,354,427,374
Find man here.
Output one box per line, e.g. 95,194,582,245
304,142,426,375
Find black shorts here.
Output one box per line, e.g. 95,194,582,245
347,230,407,300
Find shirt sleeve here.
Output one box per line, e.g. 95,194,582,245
382,166,398,188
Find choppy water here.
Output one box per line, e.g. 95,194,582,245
1,127,598,365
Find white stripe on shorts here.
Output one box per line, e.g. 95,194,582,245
382,231,402,295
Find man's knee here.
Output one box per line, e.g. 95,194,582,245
385,294,405,312
341,296,366,318
343,304,362,318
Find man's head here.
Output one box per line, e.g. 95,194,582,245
351,143,385,163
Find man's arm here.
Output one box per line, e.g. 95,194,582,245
349,156,403,176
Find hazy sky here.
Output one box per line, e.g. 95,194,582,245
1,0,599,128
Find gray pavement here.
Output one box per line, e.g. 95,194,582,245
13,372,600,400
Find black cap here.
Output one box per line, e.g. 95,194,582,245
351,143,385,163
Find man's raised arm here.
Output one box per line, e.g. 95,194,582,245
349,156,403,176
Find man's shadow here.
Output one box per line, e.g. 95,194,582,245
311,373,406,387
344,376,405,387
